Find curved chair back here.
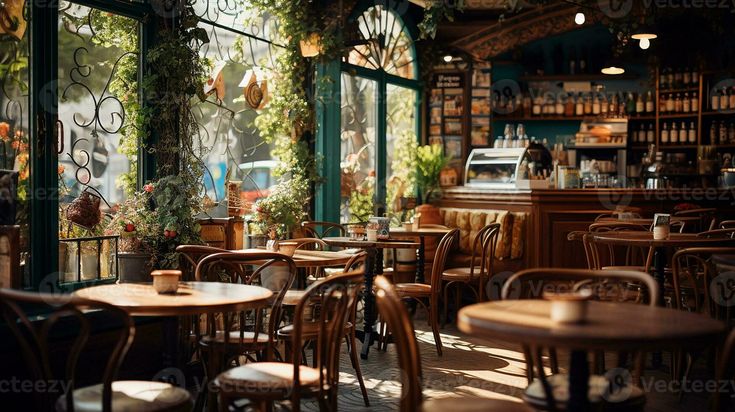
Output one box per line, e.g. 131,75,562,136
176,244,229,280
195,252,297,360
374,275,423,411
567,231,594,269
476,223,501,300
698,228,735,239
501,268,659,306
429,229,460,290
0,289,134,412
672,247,735,322
301,221,346,239
675,208,717,231
281,237,328,251
584,232,654,272
720,220,735,229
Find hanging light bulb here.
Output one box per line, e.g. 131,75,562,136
639,38,651,50
574,11,585,25
443,54,453,63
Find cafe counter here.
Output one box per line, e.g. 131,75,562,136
437,187,735,270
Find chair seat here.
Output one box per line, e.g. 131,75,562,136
57,380,191,412
523,374,645,411
395,283,432,296
602,266,646,272
200,330,270,346
442,267,484,282
423,397,534,412
284,289,307,306
278,321,354,339
215,362,320,394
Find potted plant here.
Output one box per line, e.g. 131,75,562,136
248,175,309,244
415,144,450,225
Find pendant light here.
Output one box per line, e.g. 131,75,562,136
601,57,625,75
638,38,651,50
574,11,585,25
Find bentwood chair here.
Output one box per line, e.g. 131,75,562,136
0,288,191,412
720,220,735,229
373,276,533,412
277,252,370,406
441,223,500,324
194,251,297,408
697,227,735,238
214,271,362,412
674,208,718,232
586,222,653,272
501,268,655,411
177,244,230,280
392,228,459,356
301,221,346,239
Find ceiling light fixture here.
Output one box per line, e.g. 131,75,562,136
443,54,453,63
574,11,585,25
639,38,651,50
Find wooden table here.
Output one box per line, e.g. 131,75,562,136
322,237,420,359
236,248,355,269
596,216,698,228
389,227,451,283
459,300,725,412
74,281,273,316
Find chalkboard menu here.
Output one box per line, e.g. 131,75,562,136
428,72,468,183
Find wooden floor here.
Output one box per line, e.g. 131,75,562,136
300,314,716,411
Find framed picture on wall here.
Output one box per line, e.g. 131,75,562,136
0,225,21,289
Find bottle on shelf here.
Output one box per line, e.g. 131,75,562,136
626,92,635,115
691,67,698,86
720,87,729,111
712,89,721,111
688,121,696,144
575,93,584,116
666,68,674,89
660,67,669,90
635,93,644,114
555,96,564,116
729,122,735,143
647,123,655,143
683,67,691,86
532,96,542,116
645,91,654,113
660,93,668,113
565,93,574,117
592,94,600,115
600,93,609,117
494,135,503,148
584,94,592,115
610,93,619,116
691,92,698,113
720,121,728,144
666,94,675,112
674,93,682,113
671,122,679,143
661,122,669,144
674,69,682,89
683,92,690,113
730,87,735,111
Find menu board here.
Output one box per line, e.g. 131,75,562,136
470,68,492,147
428,72,467,183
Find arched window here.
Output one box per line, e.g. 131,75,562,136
321,4,420,224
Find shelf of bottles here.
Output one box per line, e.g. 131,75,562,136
470,68,492,147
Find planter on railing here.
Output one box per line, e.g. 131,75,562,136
59,235,119,284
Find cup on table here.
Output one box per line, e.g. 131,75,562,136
151,270,181,294
543,289,592,324
403,222,413,231
653,213,671,240
277,241,298,257
366,229,378,242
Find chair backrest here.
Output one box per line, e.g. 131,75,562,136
283,237,328,251
594,211,642,221
584,232,653,272
429,229,460,292
374,275,423,411
698,228,735,239
672,247,735,321
567,231,594,269
675,208,717,231
501,268,659,306
0,289,134,412
467,223,500,274
289,270,361,408
720,220,735,229
301,221,346,239
195,252,297,359
176,244,229,280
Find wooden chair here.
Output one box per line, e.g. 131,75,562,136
501,268,655,411
0,288,191,412
277,252,370,406
720,220,735,229
177,244,230,281
214,271,361,412
373,276,534,412
585,227,654,273
674,208,717,232
393,228,459,356
301,221,346,239
194,251,297,408
697,227,735,239
441,223,500,324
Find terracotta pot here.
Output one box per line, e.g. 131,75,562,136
416,204,443,226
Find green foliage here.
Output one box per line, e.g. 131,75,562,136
417,0,465,40
348,175,375,224
248,175,309,237
416,144,450,204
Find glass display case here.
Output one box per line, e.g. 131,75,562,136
464,144,553,189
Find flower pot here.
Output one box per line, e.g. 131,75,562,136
415,204,443,226
118,252,154,283
80,251,99,281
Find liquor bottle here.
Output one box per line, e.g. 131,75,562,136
666,94,675,112
692,67,698,86
712,90,721,111
666,68,674,90
610,93,618,117
671,122,679,143
626,92,636,115
674,93,682,113
635,93,644,114
555,97,564,116
688,121,696,144
647,123,655,143
575,93,584,116
645,91,654,113
720,87,729,110
729,87,735,111
683,92,690,113
532,96,542,116
674,69,682,89
659,68,668,90
683,68,691,86
565,93,574,117
661,122,669,144
600,94,609,117
494,135,503,148
691,92,699,112
584,94,592,115
637,125,646,143
660,93,668,113
681,122,688,143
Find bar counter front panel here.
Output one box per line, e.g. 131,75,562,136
439,187,735,269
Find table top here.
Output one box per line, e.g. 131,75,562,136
596,216,698,225
590,231,735,248
74,282,273,316
322,237,420,249
458,300,725,351
236,248,354,268
389,227,452,236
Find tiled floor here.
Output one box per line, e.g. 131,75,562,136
300,315,716,411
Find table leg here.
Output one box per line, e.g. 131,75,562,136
360,247,378,359
417,236,426,283
568,350,590,412
652,246,665,368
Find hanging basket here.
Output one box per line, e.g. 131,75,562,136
66,190,102,229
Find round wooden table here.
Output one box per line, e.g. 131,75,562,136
390,227,451,283
74,281,273,316
459,300,725,412
323,236,420,359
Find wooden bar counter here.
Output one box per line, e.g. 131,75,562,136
439,187,735,269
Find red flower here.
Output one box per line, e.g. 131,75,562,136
144,183,154,193
57,165,65,175
0,122,9,141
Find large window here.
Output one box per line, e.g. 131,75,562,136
336,4,420,224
